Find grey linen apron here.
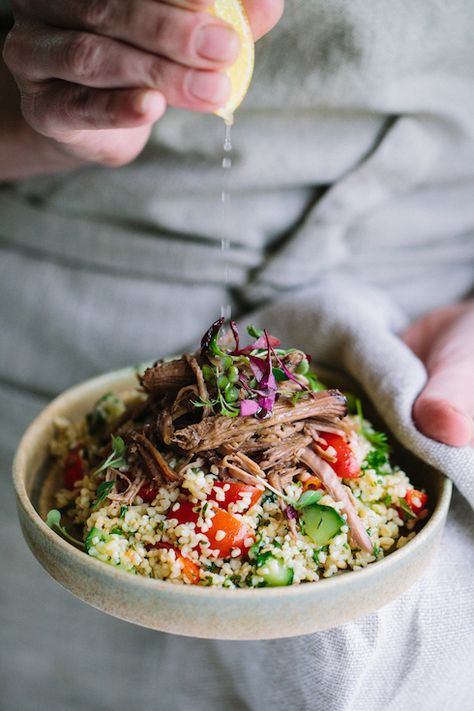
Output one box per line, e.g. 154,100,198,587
1,1,473,709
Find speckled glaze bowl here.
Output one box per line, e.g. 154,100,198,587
13,366,452,640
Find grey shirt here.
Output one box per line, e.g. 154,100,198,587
1,3,474,710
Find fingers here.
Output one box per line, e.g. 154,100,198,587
403,302,474,447
4,24,231,133
12,0,240,69
413,377,474,448
9,25,230,99
21,84,167,134
244,0,285,40
20,72,228,135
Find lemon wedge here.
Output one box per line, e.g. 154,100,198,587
209,0,255,124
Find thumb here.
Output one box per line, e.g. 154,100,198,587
402,302,474,447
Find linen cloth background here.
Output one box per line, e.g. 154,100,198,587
1,1,473,710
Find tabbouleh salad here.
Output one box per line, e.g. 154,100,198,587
46,320,428,588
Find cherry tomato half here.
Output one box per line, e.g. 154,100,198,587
138,481,159,504
318,433,361,479
63,448,85,489
405,489,428,515
209,482,262,512
168,500,254,559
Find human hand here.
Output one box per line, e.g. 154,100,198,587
2,0,284,167
402,299,474,447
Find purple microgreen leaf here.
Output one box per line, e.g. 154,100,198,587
229,320,240,352
270,346,308,392
249,355,266,381
252,333,281,350
285,505,299,522
240,399,260,417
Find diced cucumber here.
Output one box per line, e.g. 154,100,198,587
301,504,345,547
86,392,126,435
257,555,294,587
85,527,103,552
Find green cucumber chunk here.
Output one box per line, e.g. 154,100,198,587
257,555,294,587
301,504,345,547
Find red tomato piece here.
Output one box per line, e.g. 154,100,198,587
167,500,254,559
405,489,428,515
169,500,199,526
153,543,200,584
318,433,361,479
138,481,159,504
63,448,85,489
205,508,254,559
209,482,263,512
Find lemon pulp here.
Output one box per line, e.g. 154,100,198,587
210,0,255,124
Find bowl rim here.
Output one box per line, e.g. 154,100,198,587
13,365,453,600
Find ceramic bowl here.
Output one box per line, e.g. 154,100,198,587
13,366,452,640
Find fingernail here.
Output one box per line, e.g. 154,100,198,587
187,71,230,103
133,90,162,115
196,24,240,62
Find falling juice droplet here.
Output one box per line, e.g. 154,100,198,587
221,122,233,203
220,120,233,330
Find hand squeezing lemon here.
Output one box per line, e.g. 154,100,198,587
210,0,255,123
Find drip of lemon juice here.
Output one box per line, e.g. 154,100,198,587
220,121,233,326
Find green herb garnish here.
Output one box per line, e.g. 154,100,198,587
256,550,273,568
119,505,128,519
93,435,127,478
293,489,323,510
93,480,115,509
398,497,417,520
247,325,263,339
306,372,326,392
46,509,85,549
86,392,125,436
365,449,388,469
272,367,288,382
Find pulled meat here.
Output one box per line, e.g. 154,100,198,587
131,433,180,483
171,390,347,453
141,359,194,394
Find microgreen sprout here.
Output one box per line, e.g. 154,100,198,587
252,475,323,511
46,509,85,549
93,435,127,478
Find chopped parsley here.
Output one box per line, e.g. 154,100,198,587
93,480,114,509
398,497,417,520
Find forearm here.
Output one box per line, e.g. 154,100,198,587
0,33,82,181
